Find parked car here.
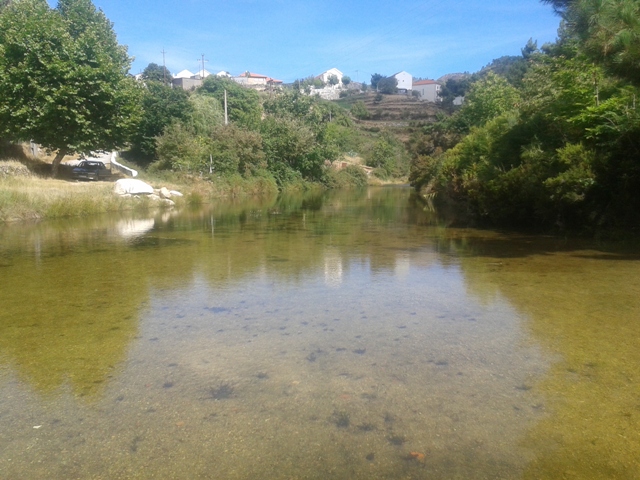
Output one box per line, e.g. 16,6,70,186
71,160,111,181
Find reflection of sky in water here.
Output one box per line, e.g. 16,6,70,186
115,218,155,239
1,187,639,478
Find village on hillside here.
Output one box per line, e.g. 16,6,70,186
156,66,448,104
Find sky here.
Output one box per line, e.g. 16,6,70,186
81,0,562,83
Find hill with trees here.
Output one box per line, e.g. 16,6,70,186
409,0,640,233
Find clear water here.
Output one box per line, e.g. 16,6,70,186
1,187,639,479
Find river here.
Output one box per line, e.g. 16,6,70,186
0,186,639,479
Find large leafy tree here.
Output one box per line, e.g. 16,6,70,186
198,76,262,130
0,0,141,175
370,73,384,90
378,76,398,94
141,62,172,84
457,72,521,130
130,82,192,159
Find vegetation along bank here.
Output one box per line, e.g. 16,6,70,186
3,0,640,235
409,0,640,233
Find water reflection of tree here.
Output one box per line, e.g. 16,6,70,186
0,212,201,399
0,187,448,399
444,234,640,478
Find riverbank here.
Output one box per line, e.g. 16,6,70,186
0,135,413,223
0,157,397,223
0,166,285,223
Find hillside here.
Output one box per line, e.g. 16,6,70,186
334,92,443,127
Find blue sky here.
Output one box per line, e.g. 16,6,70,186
86,0,561,83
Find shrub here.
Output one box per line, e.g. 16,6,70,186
350,101,370,120
323,164,368,188
155,123,207,172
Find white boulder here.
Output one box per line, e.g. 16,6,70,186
114,179,154,196
169,190,184,197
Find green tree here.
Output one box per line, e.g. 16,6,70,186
378,76,398,94
327,74,339,86
458,72,521,129
155,122,206,172
439,76,473,111
207,125,265,176
371,73,384,90
199,76,262,129
131,82,192,159
350,100,370,120
521,38,540,59
263,90,315,119
260,116,321,183
0,0,141,175
312,77,325,88
481,55,528,87
342,76,351,86
542,0,572,14
141,62,172,84
569,0,640,85
188,94,224,138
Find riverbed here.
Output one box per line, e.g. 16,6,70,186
1,187,638,479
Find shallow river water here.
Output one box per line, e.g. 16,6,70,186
1,186,639,479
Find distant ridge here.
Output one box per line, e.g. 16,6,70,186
437,73,469,83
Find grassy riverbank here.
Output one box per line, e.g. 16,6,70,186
0,134,401,223
0,165,284,223
1,155,365,222
0,174,130,222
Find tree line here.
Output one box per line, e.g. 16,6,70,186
0,0,408,189
409,0,640,231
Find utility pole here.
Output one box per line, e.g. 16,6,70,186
197,54,208,79
224,89,228,125
161,48,167,85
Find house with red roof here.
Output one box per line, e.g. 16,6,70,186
232,71,283,90
413,79,441,103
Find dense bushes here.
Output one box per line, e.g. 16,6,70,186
409,28,640,230
144,86,382,189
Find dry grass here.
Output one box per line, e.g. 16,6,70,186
0,175,134,222
0,158,280,223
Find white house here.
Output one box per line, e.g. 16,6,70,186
232,71,283,90
316,68,344,87
174,69,195,79
413,79,441,102
392,71,413,92
193,69,212,80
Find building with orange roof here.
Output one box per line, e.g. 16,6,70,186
413,79,441,102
